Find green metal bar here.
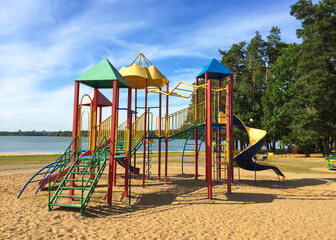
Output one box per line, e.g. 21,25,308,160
80,137,107,213
48,137,79,210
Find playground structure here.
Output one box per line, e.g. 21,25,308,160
18,53,284,215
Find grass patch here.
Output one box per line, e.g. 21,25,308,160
265,160,334,175
2,152,332,176
0,154,60,166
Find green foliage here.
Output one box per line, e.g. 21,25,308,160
219,31,267,147
262,43,300,147
0,131,89,137
289,0,336,156
219,41,246,83
0,131,50,136
214,0,336,156
49,131,73,137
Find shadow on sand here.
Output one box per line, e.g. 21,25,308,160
78,175,332,218
235,177,327,189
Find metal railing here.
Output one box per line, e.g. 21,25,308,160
96,98,225,153
163,101,206,137
125,112,146,153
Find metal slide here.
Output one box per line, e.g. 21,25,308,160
115,156,140,174
230,112,284,177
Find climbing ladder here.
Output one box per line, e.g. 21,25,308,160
181,128,205,174
212,138,228,182
213,91,228,182
48,138,108,216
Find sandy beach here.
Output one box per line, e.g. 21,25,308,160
1,161,336,240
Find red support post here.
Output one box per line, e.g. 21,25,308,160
218,79,222,179
107,80,119,205
230,74,234,181
226,85,232,194
133,89,137,179
158,88,162,181
113,87,120,186
70,81,80,196
142,79,148,188
93,88,98,149
98,106,102,142
99,107,102,125
205,72,212,199
124,87,132,197
205,78,208,181
194,77,199,179
98,106,103,166
165,83,169,184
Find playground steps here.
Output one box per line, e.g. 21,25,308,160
213,142,227,181
213,121,227,182
48,140,108,216
116,137,125,155
49,203,82,208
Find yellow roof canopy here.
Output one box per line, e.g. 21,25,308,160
120,53,168,89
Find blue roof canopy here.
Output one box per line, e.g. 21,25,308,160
196,58,233,79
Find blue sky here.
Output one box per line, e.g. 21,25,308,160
0,0,303,131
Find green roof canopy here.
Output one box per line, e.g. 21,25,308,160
76,58,131,88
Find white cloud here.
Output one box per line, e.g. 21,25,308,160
174,68,198,73
0,0,300,132
0,0,51,37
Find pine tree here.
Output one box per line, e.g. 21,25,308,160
243,31,267,131
262,43,300,150
264,26,288,84
290,0,336,156
219,41,247,83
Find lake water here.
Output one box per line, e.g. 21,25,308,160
0,136,205,153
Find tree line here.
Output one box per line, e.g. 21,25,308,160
0,131,89,137
191,0,335,156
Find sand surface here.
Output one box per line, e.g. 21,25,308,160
1,164,336,240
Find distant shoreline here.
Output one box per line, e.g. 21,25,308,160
0,150,193,157
0,131,88,137
0,152,63,156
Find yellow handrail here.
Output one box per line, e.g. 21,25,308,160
97,111,148,154
125,112,146,153
161,101,206,137
97,115,111,143
79,94,93,151
96,113,127,151
148,81,226,99
148,81,208,99
79,110,90,150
